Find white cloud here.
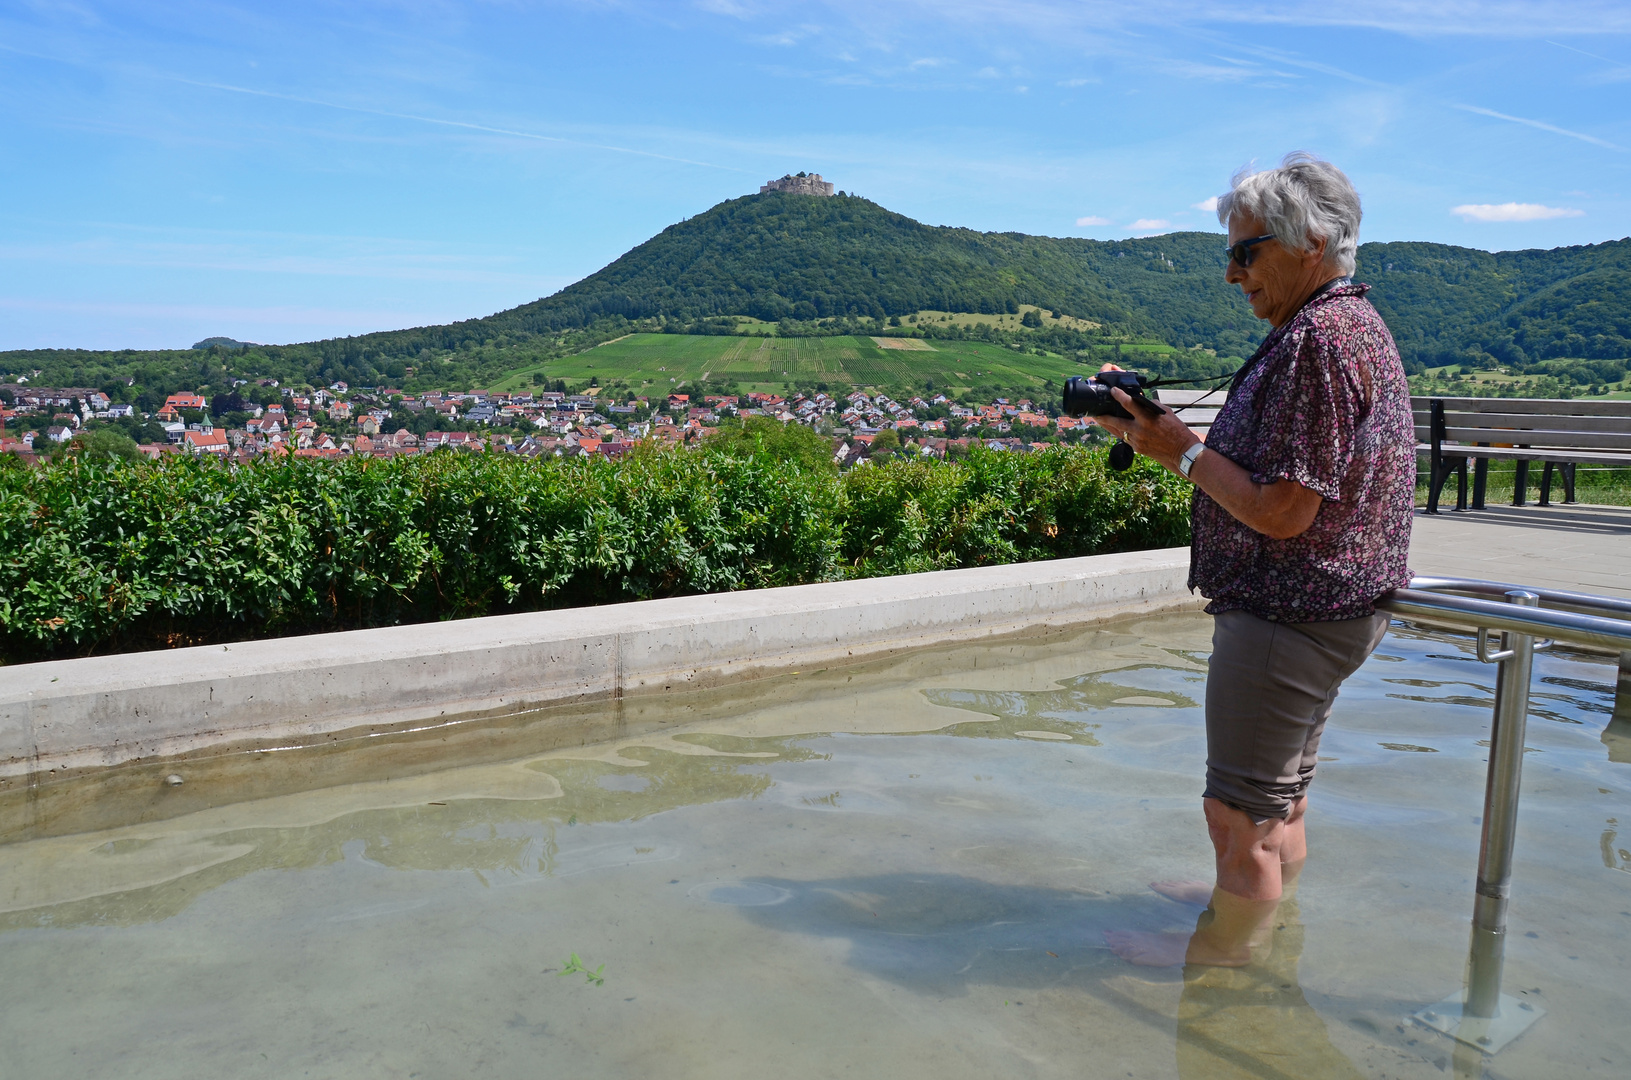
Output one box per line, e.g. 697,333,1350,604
1058,77,1093,87
1076,215,1111,226
1451,202,1584,222
1192,196,1219,212
1127,218,1171,230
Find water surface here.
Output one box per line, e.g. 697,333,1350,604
1,613,1626,1079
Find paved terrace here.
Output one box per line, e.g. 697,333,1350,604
1408,502,1631,599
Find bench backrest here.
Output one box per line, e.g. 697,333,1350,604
1152,387,1228,438
1410,396,1631,451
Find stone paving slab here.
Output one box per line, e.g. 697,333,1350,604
1408,502,1631,599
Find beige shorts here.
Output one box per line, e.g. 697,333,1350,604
1203,608,1389,820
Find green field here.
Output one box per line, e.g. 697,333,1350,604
1412,365,1631,400
492,333,1187,394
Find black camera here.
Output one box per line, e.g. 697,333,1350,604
1063,370,1168,472
1061,370,1164,420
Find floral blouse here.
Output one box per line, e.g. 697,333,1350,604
1188,282,1415,623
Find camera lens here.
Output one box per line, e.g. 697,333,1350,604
1062,373,1145,418
1061,376,1109,418
1062,376,1085,417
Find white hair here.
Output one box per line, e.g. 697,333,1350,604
1216,152,1362,275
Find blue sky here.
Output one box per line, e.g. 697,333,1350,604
2,0,1629,349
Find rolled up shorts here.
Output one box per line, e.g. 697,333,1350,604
1204,608,1390,821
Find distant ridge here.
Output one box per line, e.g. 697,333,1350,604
9,192,1631,383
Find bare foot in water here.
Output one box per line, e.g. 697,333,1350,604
1149,880,1213,905
1103,928,1256,968
1104,930,1195,967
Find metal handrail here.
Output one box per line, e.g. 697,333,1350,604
1371,575,1631,1053
1402,575,1631,621
1380,587,1631,652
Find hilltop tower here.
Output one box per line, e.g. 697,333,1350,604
760,172,835,197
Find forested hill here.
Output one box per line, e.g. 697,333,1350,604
491,193,1268,358
412,190,1631,368
4,190,1629,392
1355,239,1631,369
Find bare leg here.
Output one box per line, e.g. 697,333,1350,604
1109,797,1307,967
1206,797,1286,899
1150,796,1308,906
1279,795,1309,867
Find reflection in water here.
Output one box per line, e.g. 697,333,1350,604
923,663,1202,743
1175,894,1363,1080
1603,820,1631,873
0,740,807,933
1605,715,1631,764
1381,677,1597,728
730,872,1372,1079
1379,632,1614,729
1540,675,1618,713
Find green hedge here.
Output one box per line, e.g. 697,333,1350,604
0,444,1189,663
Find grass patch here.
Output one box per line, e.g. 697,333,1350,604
1412,366,1631,401
1416,460,1631,507
910,305,1103,334
510,334,1092,394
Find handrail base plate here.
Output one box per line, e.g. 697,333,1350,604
1411,991,1545,1054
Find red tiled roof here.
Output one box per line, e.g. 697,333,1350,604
184,429,228,452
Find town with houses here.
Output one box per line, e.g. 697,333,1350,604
0,379,1095,468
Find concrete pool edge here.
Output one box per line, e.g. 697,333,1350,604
0,547,1196,775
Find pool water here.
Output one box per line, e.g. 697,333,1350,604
1,612,1627,1079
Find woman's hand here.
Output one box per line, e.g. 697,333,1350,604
1092,372,1322,540
1092,385,1201,473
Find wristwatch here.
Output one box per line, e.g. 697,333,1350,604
1178,442,1205,479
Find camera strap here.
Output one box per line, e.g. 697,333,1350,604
1222,275,1353,396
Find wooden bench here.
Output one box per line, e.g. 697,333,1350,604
1412,396,1631,514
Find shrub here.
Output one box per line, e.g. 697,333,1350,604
65,428,141,463
838,446,1187,577
700,416,835,472
0,443,1189,662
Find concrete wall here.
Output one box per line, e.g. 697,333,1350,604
0,547,1194,775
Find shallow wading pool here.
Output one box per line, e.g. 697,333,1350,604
1,612,1627,1079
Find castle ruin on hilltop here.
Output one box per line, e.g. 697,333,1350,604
760,172,835,197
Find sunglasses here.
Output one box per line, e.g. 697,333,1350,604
1224,234,1275,267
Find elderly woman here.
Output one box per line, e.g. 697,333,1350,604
1101,153,1416,967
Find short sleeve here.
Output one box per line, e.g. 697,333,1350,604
1246,325,1361,501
